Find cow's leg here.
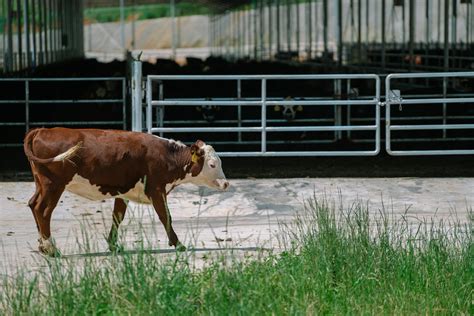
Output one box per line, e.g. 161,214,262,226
107,198,128,252
150,191,185,251
29,177,65,257
28,183,41,232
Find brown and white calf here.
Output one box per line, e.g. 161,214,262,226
23,127,229,256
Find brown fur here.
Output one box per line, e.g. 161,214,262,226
24,127,206,255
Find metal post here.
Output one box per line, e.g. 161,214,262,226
337,0,342,65
444,0,450,72
146,78,152,134
323,0,328,54
381,0,385,71
131,60,143,132
6,0,13,72
17,0,23,70
25,80,29,132
132,0,136,49
122,79,126,130
358,0,362,62
366,0,369,44
261,78,267,153
286,0,290,52
120,0,125,56
259,0,264,60
276,0,280,52
31,1,38,67
38,0,43,64
408,0,415,71
254,0,258,59
296,0,300,58
23,0,31,68
451,0,457,68
158,82,164,137
307,0,312,59
426,0,430,69
268,0,272,59
170,0,177,60
443,0,450,138
237,79,242,142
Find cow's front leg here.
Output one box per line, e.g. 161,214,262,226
150,190,185,251
107,198,128,252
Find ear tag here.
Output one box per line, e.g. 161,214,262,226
191,151,199,163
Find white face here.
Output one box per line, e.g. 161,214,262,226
191,144,229,191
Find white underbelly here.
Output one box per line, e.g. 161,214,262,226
66,175,152,204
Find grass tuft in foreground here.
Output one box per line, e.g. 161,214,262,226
1,196,472,314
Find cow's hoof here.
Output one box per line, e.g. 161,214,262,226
175,243,186,252
38,239,61,257
108,243,124,253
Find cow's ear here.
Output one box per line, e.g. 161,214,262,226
195,140,205,148
190,144,204,164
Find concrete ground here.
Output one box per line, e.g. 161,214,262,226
1,178,472,274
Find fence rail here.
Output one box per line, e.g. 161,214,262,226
146,74,381,157
385,72,474,156
0,77,127,147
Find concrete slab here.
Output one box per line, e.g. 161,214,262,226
0,178,472,274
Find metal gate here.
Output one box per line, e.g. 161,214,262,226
0,77,127,147
144,74,381,157
137,70,474,157
385,72,474,156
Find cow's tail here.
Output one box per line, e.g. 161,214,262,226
24,129,83,165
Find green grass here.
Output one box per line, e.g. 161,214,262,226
84,3,211,23
1,196,472,314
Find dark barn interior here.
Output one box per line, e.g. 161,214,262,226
1,0,474,178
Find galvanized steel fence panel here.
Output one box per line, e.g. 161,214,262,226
385,72,474,156
146,74,381,157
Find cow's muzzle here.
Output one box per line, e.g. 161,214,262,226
215,179,230,191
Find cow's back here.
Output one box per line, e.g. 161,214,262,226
28,128,157,197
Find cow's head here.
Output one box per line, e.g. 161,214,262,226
189,140,229,191
196,98,220,122
274,96,303,121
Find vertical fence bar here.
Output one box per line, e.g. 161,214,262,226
146,78,152,133
338,0,342,65
296,0,300,58
276,0,280,52
323,0,328,54
443,0,449,138
381,0,385,71
132,60,143,132
307,0,312,60
31,0,37,66
25,80,30,132
286,0,291,52
385,76,392,154
261,78,267,153
268,0,272,59
122,78,126,130
23,0,31,68
375,76,380,155
347,79,351,139
16,0,22,70
237,79,242,142
6,0,13,72
159,82,164,137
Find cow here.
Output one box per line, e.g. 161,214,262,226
23,127,229,256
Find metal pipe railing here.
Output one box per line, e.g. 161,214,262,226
146,74,381,157
385,72,474,156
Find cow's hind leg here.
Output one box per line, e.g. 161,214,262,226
29,178,65,257
107,198,128,252
150,191,185,251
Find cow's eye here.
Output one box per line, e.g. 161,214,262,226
209,162,216,168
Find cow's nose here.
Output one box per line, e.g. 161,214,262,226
222,181,230,190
